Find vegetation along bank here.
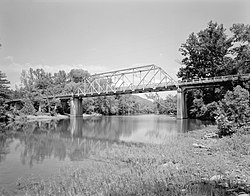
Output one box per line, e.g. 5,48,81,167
0,21,249,195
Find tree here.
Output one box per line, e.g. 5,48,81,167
145,93,177,114
229,24,250,74
20,68,59,114
177,21,250,119
215,85,250,136
162,94,177,114
64,81,81,94
178,21,250,79
20,98,36,115
20,68,54,94
53,70,67,85
0,71,10,121
50,70,68,95
178,21,232,80
0,71,10,100
33,68,53,91
68,69,90,83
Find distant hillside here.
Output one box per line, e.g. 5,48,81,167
131,95,154,107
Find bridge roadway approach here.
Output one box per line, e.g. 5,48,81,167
7,64,250,119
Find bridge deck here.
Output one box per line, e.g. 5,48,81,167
178,73,250,87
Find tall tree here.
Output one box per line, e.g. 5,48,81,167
0,71,10,100
0,71,10,120
68,69,90,83
51,70,67,95
178,21,232,80
229,24,250,74
177,21,250,119
53,70,67,85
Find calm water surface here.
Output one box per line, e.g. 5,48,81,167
0,115,212,191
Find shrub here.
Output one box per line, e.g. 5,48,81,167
20,98,36,115
215,85,250,136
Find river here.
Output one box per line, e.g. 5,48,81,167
0,114,213,192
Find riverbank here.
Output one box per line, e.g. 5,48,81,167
9,113,103,122
14,125,250,196
25,114,69,121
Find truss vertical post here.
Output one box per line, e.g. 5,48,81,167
140,71,141,86
84,80,86,95
106,76,108,93
132,70,134,90
153,68,155,85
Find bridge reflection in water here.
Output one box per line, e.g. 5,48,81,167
0,115,213,167
0,116,213,191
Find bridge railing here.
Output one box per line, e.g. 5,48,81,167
178,73,250,85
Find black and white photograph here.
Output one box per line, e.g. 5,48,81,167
0,0,250,195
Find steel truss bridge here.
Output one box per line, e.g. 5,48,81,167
56,64,250,99
6,64,250,119
58,64,178,98
54,64,250,119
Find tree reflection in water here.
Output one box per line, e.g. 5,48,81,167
0,117,138,167
70,116,136,139
0,116,212,167
0,135,12,163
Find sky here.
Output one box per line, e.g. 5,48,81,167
0,0,250,90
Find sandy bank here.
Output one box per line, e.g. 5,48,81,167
23,114,70,121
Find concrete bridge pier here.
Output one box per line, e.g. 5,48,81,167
177,88,188,119
70,97,83,117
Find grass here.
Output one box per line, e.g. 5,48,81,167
13,126,250,196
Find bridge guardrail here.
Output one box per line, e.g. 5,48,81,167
178,73,250,85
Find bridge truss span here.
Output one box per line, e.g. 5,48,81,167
75,64,178,97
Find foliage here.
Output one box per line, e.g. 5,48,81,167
18,68,90,114
64,81,81,94
0,104,7,122
0,71,10,121
68,69,90,83
178,21,232,80
229,24,250,74
82,95,154,115
189,89,218,120
162,94,177,114
146,93,177,114
53,70,67,85
199,101,218,120
0,71,10,99
15,67,157,116
178,21,250,119
20,68,53,93
20,98,36,115
178,22,250,80
215,85,250,136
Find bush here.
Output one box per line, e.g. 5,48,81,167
0,105,7,121
215,85,250,136
20,98,36,115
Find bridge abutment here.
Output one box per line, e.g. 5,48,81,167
70,97,83,117
177,88,188,119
